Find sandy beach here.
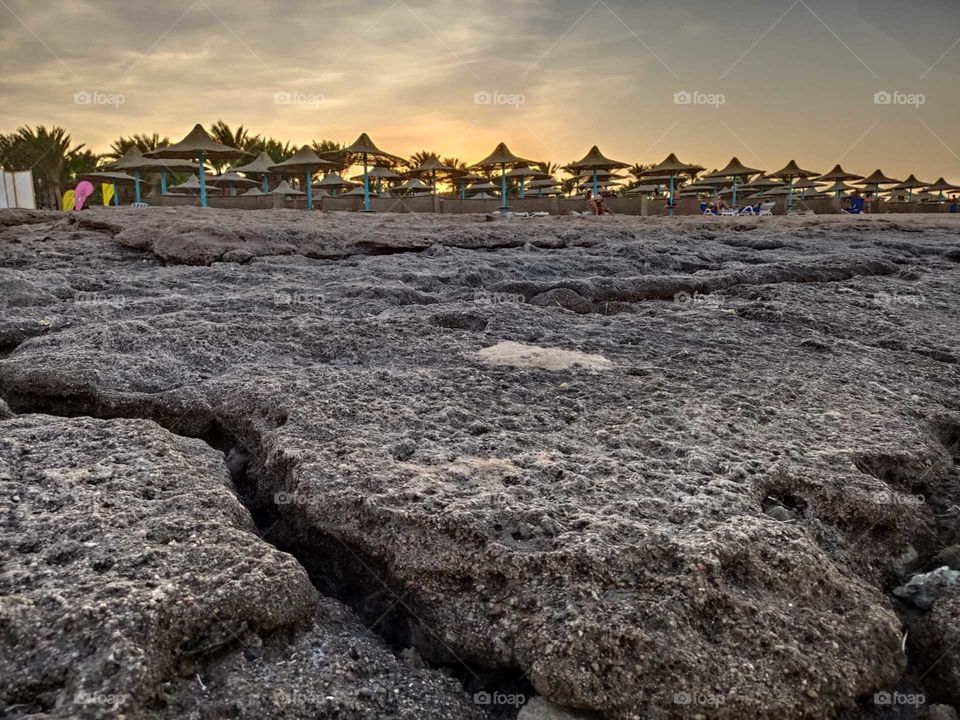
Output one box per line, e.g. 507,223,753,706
1,209,958,719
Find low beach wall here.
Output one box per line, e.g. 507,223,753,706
131,191,960,216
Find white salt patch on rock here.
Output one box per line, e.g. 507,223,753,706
478,341,612,371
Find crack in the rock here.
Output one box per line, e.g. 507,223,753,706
0,389,534,718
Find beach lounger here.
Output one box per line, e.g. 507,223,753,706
759,201,775,216
719,207,738,216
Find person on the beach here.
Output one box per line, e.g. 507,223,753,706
950,194,958,213
586,190,607,215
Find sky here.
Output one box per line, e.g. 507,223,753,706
1,0,959,182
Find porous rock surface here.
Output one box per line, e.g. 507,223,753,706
0,413,481,719
2,208,960,719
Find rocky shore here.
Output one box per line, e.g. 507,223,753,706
1,208,958,719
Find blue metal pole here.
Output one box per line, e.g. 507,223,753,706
668,175,674,216
460,180,465,199
134,171,142,204
520,176,526,199
262,175,268,193
363,152,371,212
500,164,507,213
160,171,167,194
198,151,208,208
378,177,383,198
112,183,118,206
306,169,314,210
592,169,598,197
732,177,738,207
788,178,794,211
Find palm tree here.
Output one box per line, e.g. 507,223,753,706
2,126,90,208
207,121,260,171
441,157,467,171
105,133,170,161
534,161,559,177
311,139,343,154
248,137,297,163
408,150,443,169
209,121,258,151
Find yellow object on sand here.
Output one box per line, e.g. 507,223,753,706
62,189,76,211
102,184,114,206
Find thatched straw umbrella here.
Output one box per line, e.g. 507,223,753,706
145,124,249,208
924,177,960,201
815,165,864,199
641,154,700,215
739,175,782,198
104,148,153,203
208,171,258,196
313,172,353,196
271,180,305,196
769,160,818,211
453,171,486,200
269,146,339,210
393,178,434,195
406,156,456,195
167,174,220,195
889,174,930,202
351,166,402,198
565,146,630,198
466,181,499,196
333,134,405,212
471,143,536,213
231,151,278,192
506,166,551,198
527,177,560,198
715,157,763,207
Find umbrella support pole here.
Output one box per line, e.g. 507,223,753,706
306,170,314,210
160,171,167,195
732,177,738,208
788,179,793,212
197,152,208,208
520,177,525,199
134,171,142,204
668,176,674,216
112,183,118,207
363,153,372,212
593,170,599,198
500,165,507,214
262,176,269,193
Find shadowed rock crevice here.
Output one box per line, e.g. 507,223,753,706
0,391,534,718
